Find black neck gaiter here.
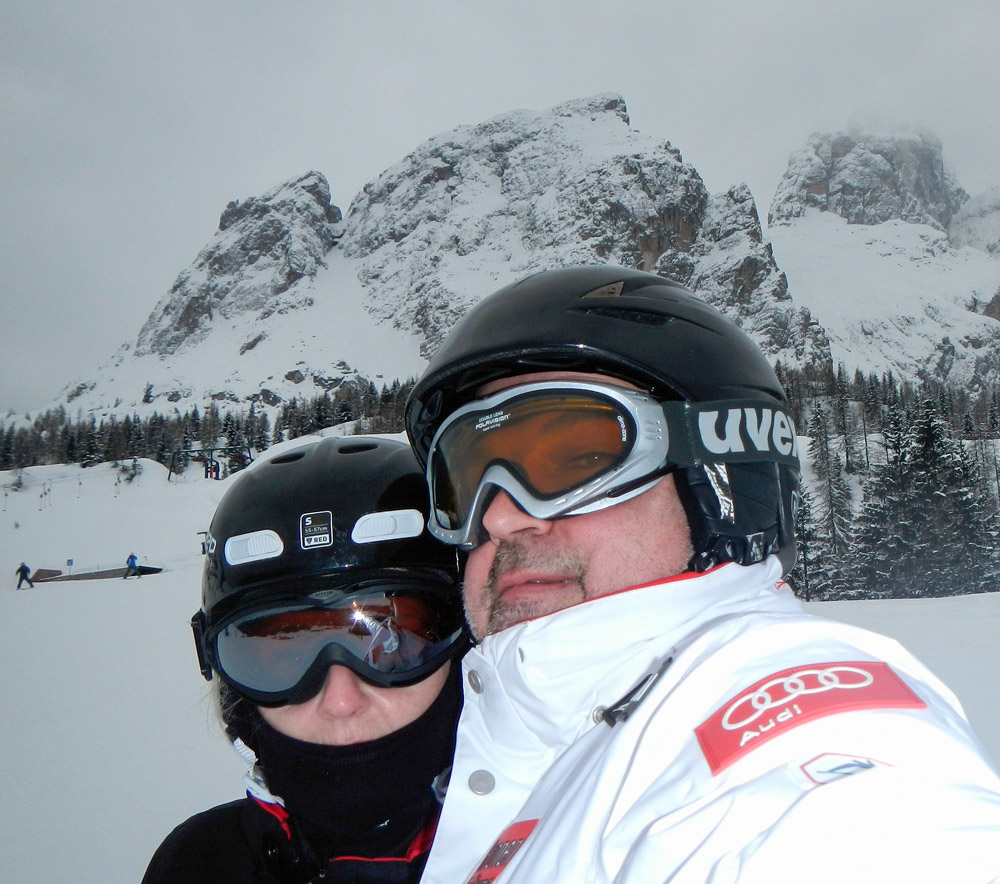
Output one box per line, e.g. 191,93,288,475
254,663,462,857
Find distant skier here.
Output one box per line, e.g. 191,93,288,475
123,553,142,579
15,562,33,589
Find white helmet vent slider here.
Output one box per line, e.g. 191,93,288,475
352,509,425,544
225,530,284,566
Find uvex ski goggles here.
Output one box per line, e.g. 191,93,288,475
425,380,800,547
192,580,466,705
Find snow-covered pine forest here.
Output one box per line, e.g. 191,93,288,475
781,364,1000,600
5,357,1000,602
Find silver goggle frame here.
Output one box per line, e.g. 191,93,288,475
425,381,671,548
425,380,800,549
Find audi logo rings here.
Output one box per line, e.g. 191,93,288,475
722,665,875,730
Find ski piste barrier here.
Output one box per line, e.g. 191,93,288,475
32,562,163,582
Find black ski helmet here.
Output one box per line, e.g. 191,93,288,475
405,265,800,574
192,435,467,733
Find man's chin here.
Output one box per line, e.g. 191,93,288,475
485,592,580,636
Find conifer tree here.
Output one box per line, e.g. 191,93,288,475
127,414,145,458
253,413,271,453
806,403,854,598
271,414,286,446
81,418,102,468
0,425,16,469
313,394,332,431
189,406,202,446
787,486,819,600
833,364,860,474
856,399,1000,597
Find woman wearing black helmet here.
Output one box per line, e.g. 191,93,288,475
142,435,469,884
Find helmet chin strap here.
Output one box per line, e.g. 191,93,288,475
675,463,783,572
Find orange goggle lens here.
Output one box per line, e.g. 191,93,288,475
431,390,635,531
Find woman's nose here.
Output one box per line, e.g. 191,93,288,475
313,664,371,718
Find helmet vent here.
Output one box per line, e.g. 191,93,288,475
571,306,670,327
339,441,379,454
269,451,306,465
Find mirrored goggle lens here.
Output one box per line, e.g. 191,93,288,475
213,590,464,698
430,389,636,531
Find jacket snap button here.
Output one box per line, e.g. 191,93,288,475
467,670,484,693
468,769,496,794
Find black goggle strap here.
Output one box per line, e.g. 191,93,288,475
191,609,214,681
659,399,799,471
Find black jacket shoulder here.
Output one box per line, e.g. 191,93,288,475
142,799,272,884
142,798,436,884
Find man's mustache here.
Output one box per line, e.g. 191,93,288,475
485,539,588,594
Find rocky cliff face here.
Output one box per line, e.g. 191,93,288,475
769,130,968,230
340,95,708,354
134,171,343,356
343,93,826,368
657,183,829,364
767,131,1000,390
52,98,1000,419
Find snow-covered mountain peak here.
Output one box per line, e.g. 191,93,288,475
35,97,1000,423
768,210,1000,388
340,93,704,355
769,129,968,230
134,170,343,358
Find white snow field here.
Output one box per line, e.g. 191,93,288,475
2,452,998,883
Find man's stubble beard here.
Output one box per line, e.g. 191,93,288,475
464,538,590,639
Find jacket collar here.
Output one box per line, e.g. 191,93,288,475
464,558,794,749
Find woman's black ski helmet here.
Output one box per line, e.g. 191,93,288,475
193,435,466,738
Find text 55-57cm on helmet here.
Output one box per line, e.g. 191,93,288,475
192,435,468,708
405,265,800,574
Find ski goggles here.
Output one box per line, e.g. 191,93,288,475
192,581,468,705
425,380,800,547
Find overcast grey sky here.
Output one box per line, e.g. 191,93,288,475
2,0,998,415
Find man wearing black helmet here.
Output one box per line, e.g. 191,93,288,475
406,266,1000,883
143,435,469,884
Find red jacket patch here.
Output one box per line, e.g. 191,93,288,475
467,819,539,883
696,661,925,774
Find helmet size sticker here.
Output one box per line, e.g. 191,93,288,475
299,511,334,549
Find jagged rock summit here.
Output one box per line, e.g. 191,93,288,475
58,94,826,418
43,100,1000,422
342,93,825,366
769,128,968,230
768,128,1000,389
136,171,343,357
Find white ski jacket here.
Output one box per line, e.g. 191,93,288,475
422,558,1000,883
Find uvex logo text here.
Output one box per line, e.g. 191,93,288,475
697,407,798,460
